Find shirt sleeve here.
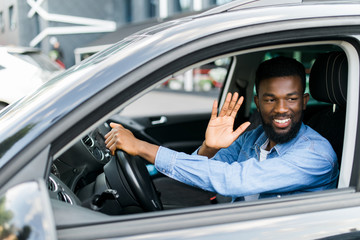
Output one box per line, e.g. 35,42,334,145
191,132,247,164
155,136,338,198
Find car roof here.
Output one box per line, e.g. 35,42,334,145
0,0,359,169
198,0,360,16
198,0,302,16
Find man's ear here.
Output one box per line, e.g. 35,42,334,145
303,93,310,110
254,95,260,111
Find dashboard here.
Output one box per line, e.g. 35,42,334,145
48,123,113,209
47,120,163,215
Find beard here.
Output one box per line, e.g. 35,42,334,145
260,111,303,144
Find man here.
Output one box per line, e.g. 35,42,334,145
105,56,339,200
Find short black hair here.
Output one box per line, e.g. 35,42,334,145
255,56,306,95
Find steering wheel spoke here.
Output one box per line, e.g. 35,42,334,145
104,150,163,212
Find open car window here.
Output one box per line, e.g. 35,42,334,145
51,41,352,217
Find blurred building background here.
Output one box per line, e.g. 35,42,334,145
0,0,233,68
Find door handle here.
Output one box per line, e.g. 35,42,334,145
151,116,167,125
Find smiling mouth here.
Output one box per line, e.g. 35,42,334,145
273,117,291,129
274,118,290,124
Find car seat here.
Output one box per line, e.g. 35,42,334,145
307,51,348,167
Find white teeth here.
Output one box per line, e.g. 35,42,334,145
274,119,290,124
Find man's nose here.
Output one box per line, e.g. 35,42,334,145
274,100,288,113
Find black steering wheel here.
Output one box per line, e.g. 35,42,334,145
104,149,163,212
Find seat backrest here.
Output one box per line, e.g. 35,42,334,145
307,51,348,164
309,51,348,107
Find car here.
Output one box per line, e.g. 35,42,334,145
1,0,360,239
0,46,63,109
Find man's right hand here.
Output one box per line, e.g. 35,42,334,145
105,123,140,156
198,92,250,158
105,123,159,164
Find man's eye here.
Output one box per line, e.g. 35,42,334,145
265,99,275,103
288,98,298,102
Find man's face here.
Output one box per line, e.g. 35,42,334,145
254,76,309,147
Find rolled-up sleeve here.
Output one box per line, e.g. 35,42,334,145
155,146,256,196
154,146,177,175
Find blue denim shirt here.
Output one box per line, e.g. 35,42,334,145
155,124,339,199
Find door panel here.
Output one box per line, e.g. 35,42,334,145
140,113,209,153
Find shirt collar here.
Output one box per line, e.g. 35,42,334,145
254,123,306,156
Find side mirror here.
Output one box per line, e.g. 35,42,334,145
0,180,57,240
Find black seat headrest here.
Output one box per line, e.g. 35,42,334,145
309,51,348,107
